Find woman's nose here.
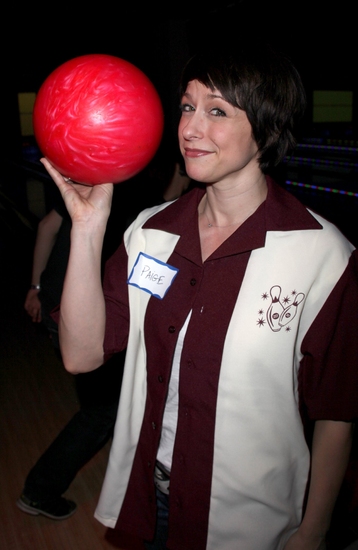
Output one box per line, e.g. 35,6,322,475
180,112,203,140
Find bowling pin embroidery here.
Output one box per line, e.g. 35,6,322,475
279,292,305,327
266,285,284,332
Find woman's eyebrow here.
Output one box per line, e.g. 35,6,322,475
182,91,224,101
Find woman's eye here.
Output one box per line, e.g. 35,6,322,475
211,108,226,117
179,103,194,113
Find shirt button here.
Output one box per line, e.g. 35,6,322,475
158,375,164,383
190,278,196,286
152,422,157,430
168,326,176,333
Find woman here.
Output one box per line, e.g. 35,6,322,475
42,42,358,550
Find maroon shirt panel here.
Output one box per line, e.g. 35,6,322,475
102,244,130,361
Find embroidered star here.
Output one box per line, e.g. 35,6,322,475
261,292,269,300
257,317,265,327
282,296,291,305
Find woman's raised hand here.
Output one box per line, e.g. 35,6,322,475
40,158,114,226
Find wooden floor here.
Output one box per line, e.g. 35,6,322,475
1,192,357,550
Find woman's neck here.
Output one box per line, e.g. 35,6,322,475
201,173,268,229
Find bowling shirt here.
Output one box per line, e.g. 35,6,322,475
95,177,358,550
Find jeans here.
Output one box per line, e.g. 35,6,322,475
23,350,125,502
144,488,170,550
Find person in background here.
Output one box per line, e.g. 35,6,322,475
18,195,125,520
40,41,358,549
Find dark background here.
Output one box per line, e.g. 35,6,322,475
1,9,357,248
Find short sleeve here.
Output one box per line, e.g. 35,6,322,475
102,241,130,361
299,249,358,422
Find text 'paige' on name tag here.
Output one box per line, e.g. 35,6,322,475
127,252,179,299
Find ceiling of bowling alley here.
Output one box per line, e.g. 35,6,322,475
11,4,356,92
6,3,356,145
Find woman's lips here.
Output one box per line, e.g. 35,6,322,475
184,148,213,158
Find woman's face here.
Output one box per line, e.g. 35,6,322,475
178,80,260,185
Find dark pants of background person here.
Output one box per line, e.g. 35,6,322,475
23,307,125,503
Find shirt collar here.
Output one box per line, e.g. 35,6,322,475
143,176,322,261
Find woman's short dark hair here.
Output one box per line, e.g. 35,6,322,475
179,42,306,172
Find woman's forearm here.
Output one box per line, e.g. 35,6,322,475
39,159,114,374
59,221,107,373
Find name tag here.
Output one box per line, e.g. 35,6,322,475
127,252,179,299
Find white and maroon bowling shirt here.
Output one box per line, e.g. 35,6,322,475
95,178,358,550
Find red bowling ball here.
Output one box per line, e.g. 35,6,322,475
33,54,164,185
